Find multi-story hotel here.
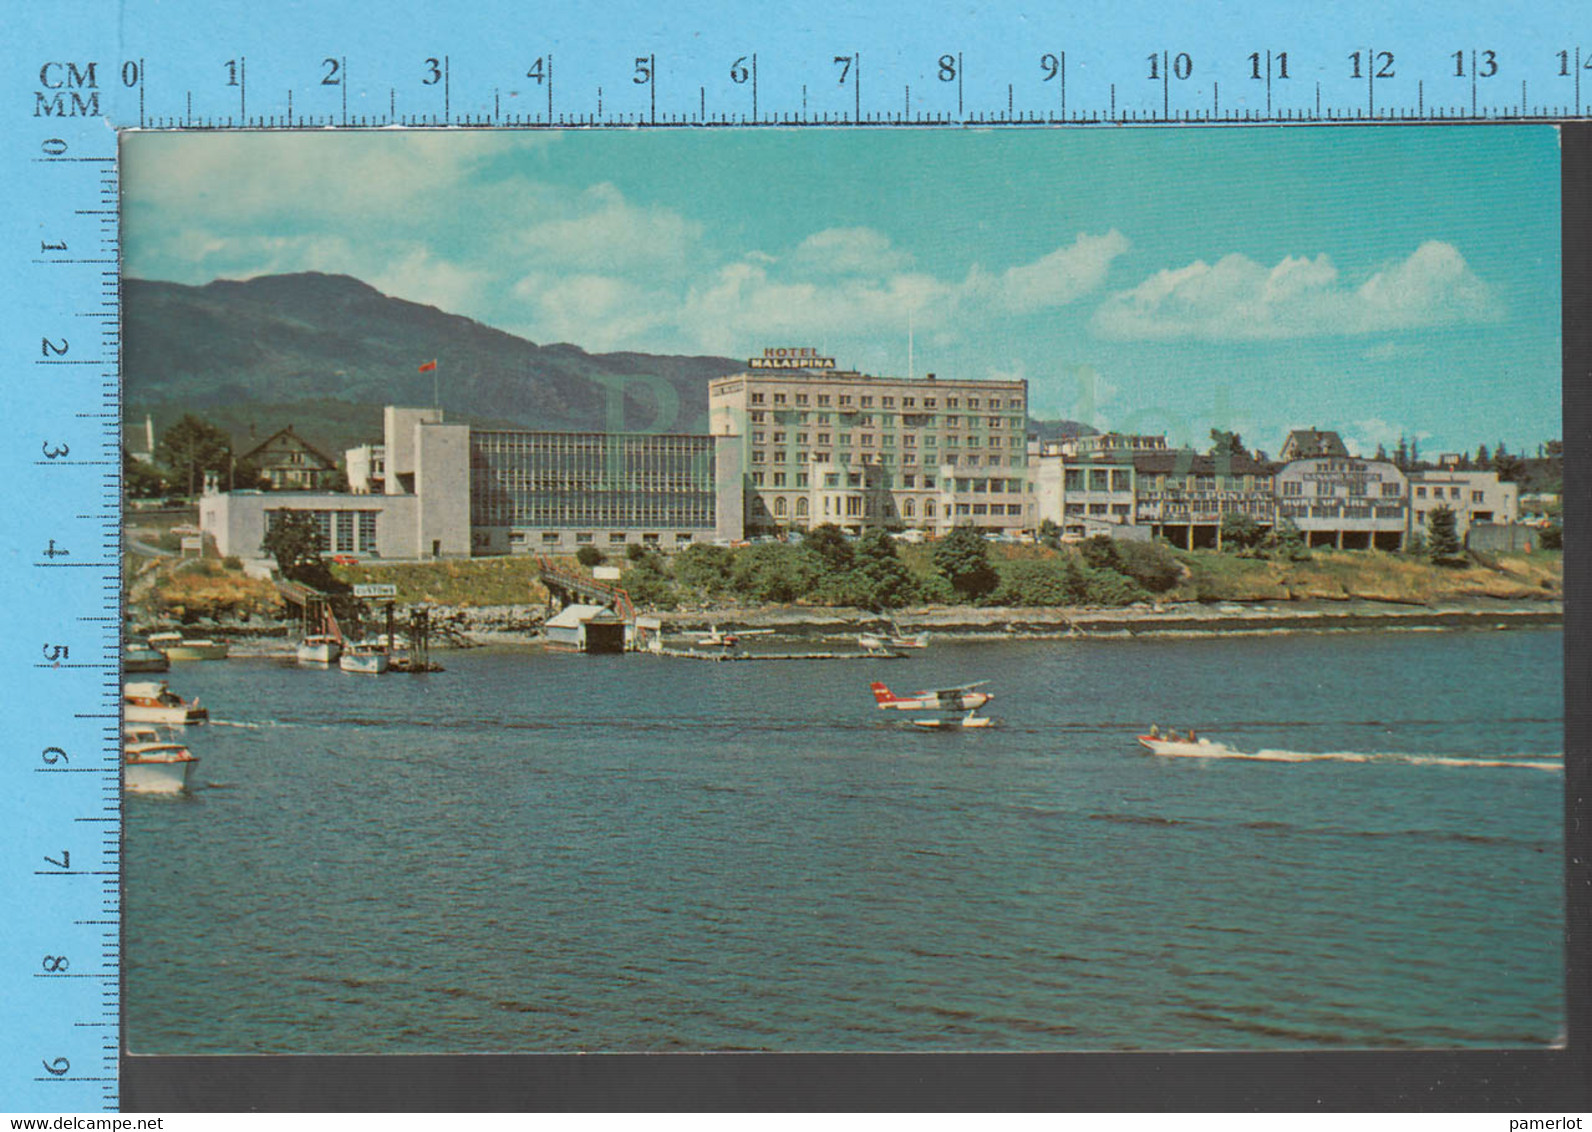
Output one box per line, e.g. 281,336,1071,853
708,349,1029,536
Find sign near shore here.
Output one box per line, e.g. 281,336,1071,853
354,583,398,598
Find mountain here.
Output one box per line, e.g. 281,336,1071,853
123,272,744,455
124,271,1096,459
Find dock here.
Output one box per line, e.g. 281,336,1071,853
654,647,908,661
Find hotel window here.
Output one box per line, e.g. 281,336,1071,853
862,434,875,446
773,392,787,404
773,432,786,443
797,432,809,443
818,433,831,444
751,450,766,463
751,471,765,485
796,498,809,518
773,472,786,486
925,499,938,517
751,411,765,422
946,415,960,426
839,433,852,446
966,455,980,466
824,473,840,487
946,436,959,446
924,476,936,488
861,396,874,407
818,394,831,405
968,397,980,408
902,498,916,517
846,497,862,517
751,393,764,404
797,451,810,463
839,395,853,406
924,398,936,408
753,431,766,442
881,434,895,447
796,473,809,487
988,416,1003,428
883,396,895,407
774,497,787,517
944,454,958,466
947,398,959,408
848,474,862,487
795,393,808,405
903,434,916,447
903,397,916,408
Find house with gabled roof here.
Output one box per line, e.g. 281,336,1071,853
239,425,340,490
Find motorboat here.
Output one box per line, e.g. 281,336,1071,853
147,631,229,661
123,725,199,794
124,680,208,725
339,641,389,675
296,634,342,666
123,637,170,673
860,628,929,651
1137,732,1229,757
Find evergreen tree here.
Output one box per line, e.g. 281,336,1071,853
1475,443,1490,466
851,530,917,609
1394,435,1409,471
803,523,853,572
1427,505,1464,565
261,512,324,574
1079,534,1122,573
1374,442,1388,462
1410,437,1421,467
1037,517,1062,550
931,524,999,600
155,413,235,497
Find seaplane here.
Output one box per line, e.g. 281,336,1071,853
870,681,994,728
695,626,775,648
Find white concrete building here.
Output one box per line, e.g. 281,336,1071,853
1275,457,1409,550
1408,469,1519,541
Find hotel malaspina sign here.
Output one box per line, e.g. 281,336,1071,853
748,347,836,370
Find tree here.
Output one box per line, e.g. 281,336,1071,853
850,530,917,609
261,511,323,574
123,451,166,499
1208,429,1248,458
1427,505,1464,565
1374,442,1388,462
155,413,234,497
1409,436,1421,468
1475,443,1490,467
674,544,735,595
575,545,605,568
1037,517,1063,550
1267,518,1310,561
730,543,820,603
803,523,853,572
1219,512,1264,554
1394,435,1409,471
1493,442,1524,483
931,524,999,600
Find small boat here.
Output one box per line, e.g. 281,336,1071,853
123,725,199,794
696,626,774,649
339,641,389,675
124,638,170,673
1137,732,1228,757
296,634,342,665
914,711,994,729
124,680,208,725
147,631,229,661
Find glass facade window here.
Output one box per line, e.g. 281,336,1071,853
469,431,716,531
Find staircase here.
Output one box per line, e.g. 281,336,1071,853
535,556,636,621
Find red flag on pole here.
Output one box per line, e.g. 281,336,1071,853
418,359,437,372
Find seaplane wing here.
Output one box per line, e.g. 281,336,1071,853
870,680,993,711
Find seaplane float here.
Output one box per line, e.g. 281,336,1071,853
858,625,930,652
870,680,994,728
123,725,200,795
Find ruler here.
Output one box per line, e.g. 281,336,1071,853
1,0,1586,1113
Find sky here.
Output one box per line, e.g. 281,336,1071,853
122,126,1562,457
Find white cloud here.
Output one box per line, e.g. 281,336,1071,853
791,227,912,276
981,229,1131,314
516,183,702,274
1091,241,1500,341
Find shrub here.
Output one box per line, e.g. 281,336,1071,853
729,543,820,603
1114,540,1182,593
994,558,1083,606
222,555,243,570
674,543,736,595
1539,525,1563,550
1083,568,1149,606
1219,512,1265,554
1079,535,1122,573
575,545,605,568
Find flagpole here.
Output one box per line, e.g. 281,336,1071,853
433,359,439,412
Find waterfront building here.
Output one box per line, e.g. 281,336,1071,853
1275,457,1409,550
1278,427,1350,461
1030,441,1149,540
238,425,341,491
1058,433,1170,459
1132,452,1279,549
708,349,1029,536
1407,469,1518,542
202,406,743,562
346,443,385,494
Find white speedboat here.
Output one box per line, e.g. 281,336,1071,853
125,680,208,725
339,641,389,675
860,628,929,651
123,726,199,794
124,638,170,673
296,634,342,665
147,631,229,661
1137,733,1228,757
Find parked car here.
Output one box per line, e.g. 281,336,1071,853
330,554,359,566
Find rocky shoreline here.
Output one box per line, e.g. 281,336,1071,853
137,596,1562,654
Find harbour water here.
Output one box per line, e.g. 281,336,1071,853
125,627,1565,1053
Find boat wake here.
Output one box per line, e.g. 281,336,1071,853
1155,745,1561,772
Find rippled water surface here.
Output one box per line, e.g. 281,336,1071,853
126,628,1564,1052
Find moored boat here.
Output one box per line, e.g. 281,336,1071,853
339,641,390,675
124,680,208,725
147,631,229,661
123,638,170,673
296,634,342,665
123,725,200,794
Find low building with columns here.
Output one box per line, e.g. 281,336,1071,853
1274,456,1410,550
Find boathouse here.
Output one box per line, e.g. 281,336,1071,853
544,603,627,654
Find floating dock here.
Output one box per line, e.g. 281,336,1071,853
653,647,907,661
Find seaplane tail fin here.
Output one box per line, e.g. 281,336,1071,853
870,681,898,706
